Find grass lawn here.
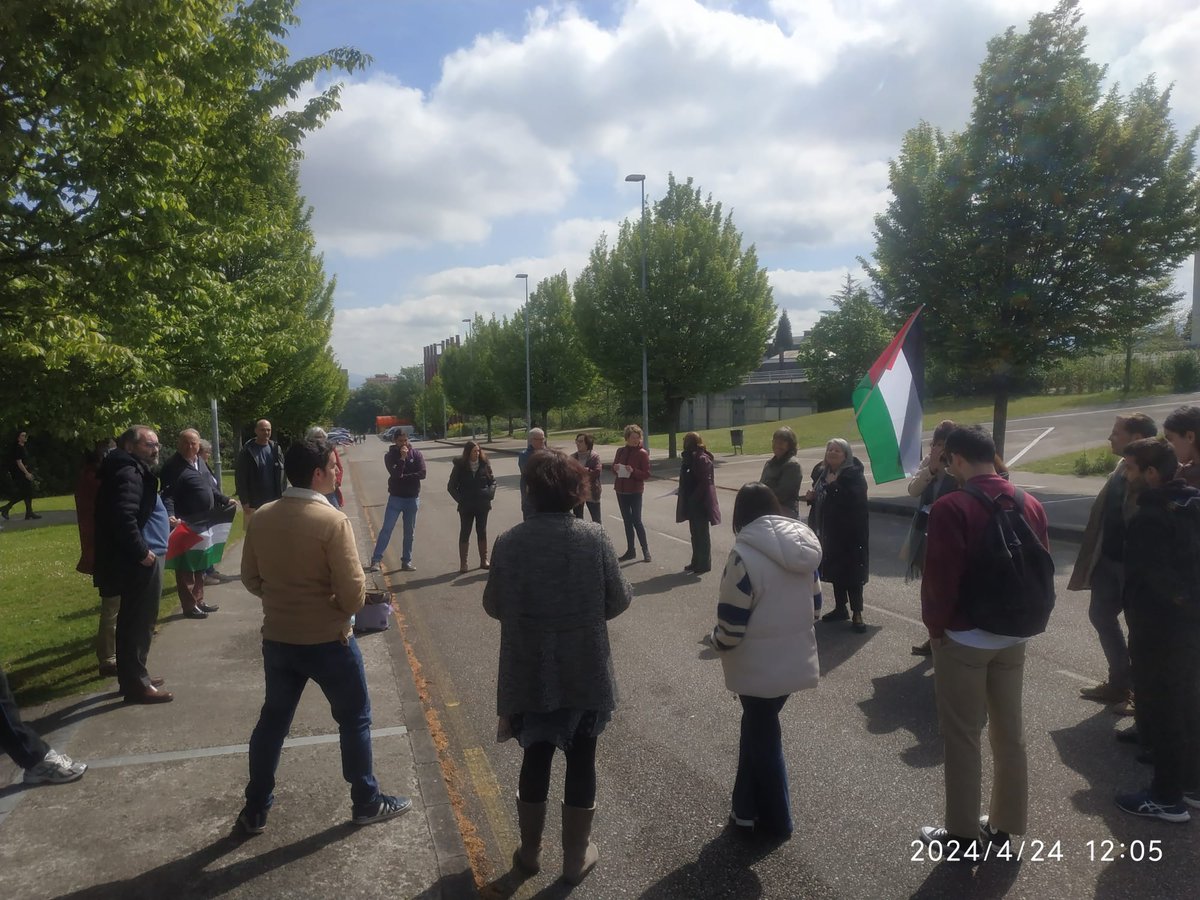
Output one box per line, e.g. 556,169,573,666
0,475,243,707
646,389,1135,456
1017,445,1119,477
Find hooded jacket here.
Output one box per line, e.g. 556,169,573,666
712,515,822,697
808,455,869,585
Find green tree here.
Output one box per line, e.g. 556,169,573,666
863,0,1200,455
773,310,794,354
415,376,449,438
797,276,891,411
0,0,368,437
575,174,775,457
388,365,426,424
442,316,511,441
338,382,391,434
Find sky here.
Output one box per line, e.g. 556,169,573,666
281,0,1200,380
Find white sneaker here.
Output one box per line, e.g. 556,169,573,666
24,749,87,784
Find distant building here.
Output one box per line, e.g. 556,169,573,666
423,336,461,385
677,350,814,432
364,373,397,386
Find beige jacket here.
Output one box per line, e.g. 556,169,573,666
1067,460,1140,592
241,488,365,644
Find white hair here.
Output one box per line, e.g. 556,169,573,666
306,426,328,441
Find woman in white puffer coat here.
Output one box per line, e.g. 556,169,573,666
707,482,822,839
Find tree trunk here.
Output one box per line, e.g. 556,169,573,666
992,383,1010,461
666,396,685,459
1123,338,1133,395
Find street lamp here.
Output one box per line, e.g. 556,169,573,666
462,318,474,439
516,273,532,432
624,173,650,445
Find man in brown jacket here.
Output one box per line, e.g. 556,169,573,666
236,436,410,835
1068,413,1157,712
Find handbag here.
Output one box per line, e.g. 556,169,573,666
482,480,497,501
354,590,392,634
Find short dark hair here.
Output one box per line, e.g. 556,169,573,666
284,437,333,489
460,440,487,464
1163,406,1200,445
733,482,782,533
117,425,153,452
944,426,996,465
575,432,594,450
771,426,797,457
525,449,589,513
1123,437,1178,481
1117,412,1158,440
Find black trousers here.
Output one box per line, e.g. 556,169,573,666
688,514,711,572
518,734,599,808
832,581,864,613
1127,609,1200,801
573,501,601,523
1,664,49,769
116,557,164,697
458,508,490,543
2,477,33,516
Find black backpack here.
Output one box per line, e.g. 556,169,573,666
1165,494,1200,612
959,484,1056,638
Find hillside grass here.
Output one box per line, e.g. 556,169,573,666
0,475,244,706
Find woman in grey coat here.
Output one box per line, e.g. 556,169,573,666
483,449,633,885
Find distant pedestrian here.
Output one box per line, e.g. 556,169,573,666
904,420,958,656
93,425,174,704
706,482,821,839
367,430,426,572
74,438,120,676
612,424,651,562
484,450,633,884
1068,414,1157,709
518,428,548,520
234,419,285,521
807,438,869,633
759,426,803,517
2,662,87,784
918,426,1050,856
1163,406,1200,488
237,436,410,834
1113,437,1200,823
2,430,40,520
572,433,602,523
677,432,720,575
447,440,496,572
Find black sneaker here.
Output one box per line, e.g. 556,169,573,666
821,606,850,623
352,794,412,825
363,562,381,574
25,512,42,520
1115,789,1190,823
618,550,636,562
237,807,268,835
918,826,979,862
1115,727,1139,744
978,817,1010,847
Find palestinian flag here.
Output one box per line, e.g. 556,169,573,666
166,504,237,572
852,306,924,485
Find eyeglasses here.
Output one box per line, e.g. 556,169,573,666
141,441,161,449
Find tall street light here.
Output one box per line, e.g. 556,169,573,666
462,318,474,439
515,273,532,431
625,173,650,444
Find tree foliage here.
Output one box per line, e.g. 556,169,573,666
773,310,794,354
797,275,891,411
574,174,775,457
863,0,1200,453
388,365,426,424
0,0,368,439
441,316,512,440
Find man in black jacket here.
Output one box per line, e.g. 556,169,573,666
160,428,234,619
234,419,285,521
93,425,173,704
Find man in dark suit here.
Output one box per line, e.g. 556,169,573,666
160,428,235,619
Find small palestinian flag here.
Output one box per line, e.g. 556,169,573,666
166,504,237,572
852,306,924,485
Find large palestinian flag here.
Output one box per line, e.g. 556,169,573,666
166,504,237,572
852,306,924,485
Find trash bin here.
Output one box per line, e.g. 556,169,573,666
730,429,744,454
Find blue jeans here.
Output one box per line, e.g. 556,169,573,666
245,638,380,814
372,494,419,565
732,695,792,835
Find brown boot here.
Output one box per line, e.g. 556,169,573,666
561,802,599,885
458,542,469,574
478,538,490,570
513,794,546,875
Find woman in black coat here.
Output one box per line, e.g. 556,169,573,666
447,441,496,572
805,438,869,633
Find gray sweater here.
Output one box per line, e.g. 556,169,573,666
483,514,633,716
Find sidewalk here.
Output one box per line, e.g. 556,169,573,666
0,479,475,898
437,435,1102,543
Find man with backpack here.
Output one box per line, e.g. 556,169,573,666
1114,438,1200,823
918,426,1052,857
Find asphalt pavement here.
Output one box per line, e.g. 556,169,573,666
346,434,1199,900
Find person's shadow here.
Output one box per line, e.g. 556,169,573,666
637,827,796,899
857,659,941,768
909,858,1022,899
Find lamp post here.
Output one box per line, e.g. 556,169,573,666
624,174,650,445
516,273,532,432
462,318,474,439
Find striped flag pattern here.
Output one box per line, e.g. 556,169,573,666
852,306,925,485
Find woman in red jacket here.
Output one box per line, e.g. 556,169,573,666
612,424,651,562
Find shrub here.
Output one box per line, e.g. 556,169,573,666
1073,448,1118,477
1171,351,1200,392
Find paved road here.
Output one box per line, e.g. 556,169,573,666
347,440,1198,900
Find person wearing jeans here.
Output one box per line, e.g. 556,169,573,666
368,431,425,572
612,424,651,562
238,436,409,833
1,663,88,784
708,483,822,838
